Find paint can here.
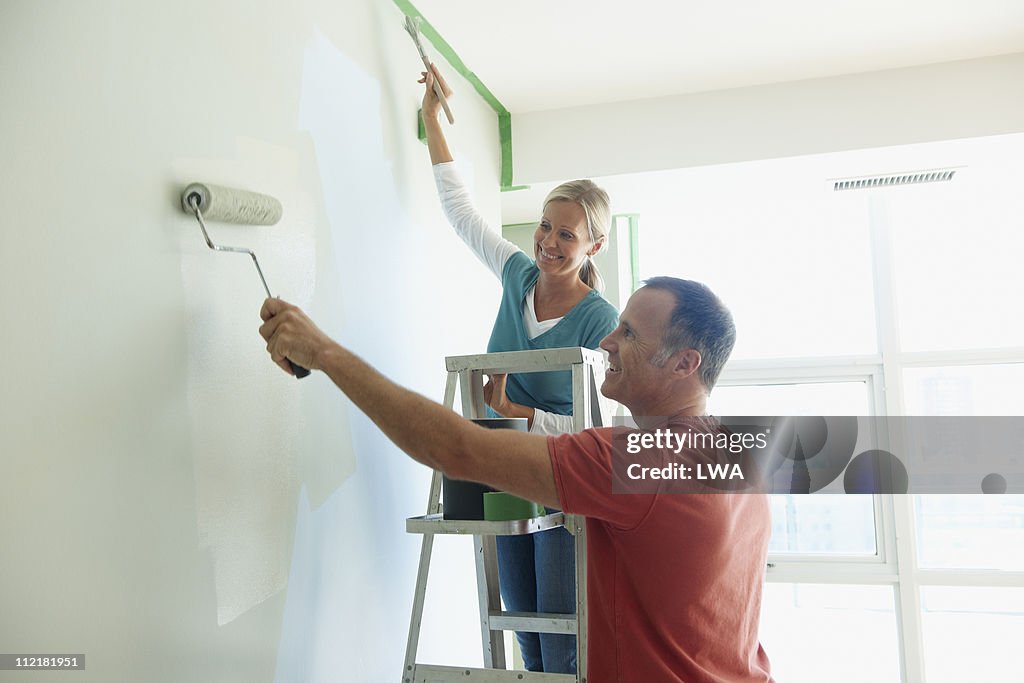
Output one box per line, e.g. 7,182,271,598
483,491,545,521
442,417,528,520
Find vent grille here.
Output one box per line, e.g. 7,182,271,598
832,168,958,191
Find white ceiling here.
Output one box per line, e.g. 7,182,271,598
414,0,1024,113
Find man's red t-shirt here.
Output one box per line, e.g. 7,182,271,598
548,426,775,682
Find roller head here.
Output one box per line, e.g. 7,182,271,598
181,182,282,225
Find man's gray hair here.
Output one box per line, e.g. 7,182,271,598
643,276,736,392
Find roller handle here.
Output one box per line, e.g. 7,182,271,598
288,360,311,379
181,186,308,379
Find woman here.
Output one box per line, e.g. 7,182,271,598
420,65,618,674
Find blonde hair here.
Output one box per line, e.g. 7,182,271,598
542,179,611,292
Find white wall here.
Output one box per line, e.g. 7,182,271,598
0,1,502,680
511,52,1024,185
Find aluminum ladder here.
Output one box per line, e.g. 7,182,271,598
403,348,609,683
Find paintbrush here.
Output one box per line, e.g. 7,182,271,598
404,15,455,125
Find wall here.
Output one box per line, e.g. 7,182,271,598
0,1,501,680
511,52,1024,185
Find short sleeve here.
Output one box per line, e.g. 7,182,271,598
548,429,654,530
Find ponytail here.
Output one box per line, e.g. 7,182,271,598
579,255,605,292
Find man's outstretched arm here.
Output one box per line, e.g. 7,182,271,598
258,298,560,509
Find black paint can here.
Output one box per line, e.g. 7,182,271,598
442,417,528,520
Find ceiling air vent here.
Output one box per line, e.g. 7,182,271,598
831,167,960,191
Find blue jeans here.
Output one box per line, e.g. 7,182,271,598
496,524,577,673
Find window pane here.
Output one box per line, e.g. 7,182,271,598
711,381,876,554
888,134,1024,352
906,366,1024,569
770,496,876,555
916,495,1024,571
760,584,899,683
922,586,1024,683
903,364,1024,416
710,381,871,416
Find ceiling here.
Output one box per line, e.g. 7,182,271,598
414,0,1024,113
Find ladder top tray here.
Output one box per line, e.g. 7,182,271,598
445,348,605,374
406,512,565,536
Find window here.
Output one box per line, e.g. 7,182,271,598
760,584,900,683
916,496,1024,572
607,132,1024,681
712,381,877,556
920,587,1024,682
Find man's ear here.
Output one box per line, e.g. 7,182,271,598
673,348,702,379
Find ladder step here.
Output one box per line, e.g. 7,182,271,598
488,610,576,634
406,513,566,537
411,664,574,682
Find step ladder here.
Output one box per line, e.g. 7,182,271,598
403,348,610,683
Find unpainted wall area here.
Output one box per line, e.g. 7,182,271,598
0,1,500,680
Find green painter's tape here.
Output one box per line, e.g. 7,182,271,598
498,111,513,189
393,0,515,188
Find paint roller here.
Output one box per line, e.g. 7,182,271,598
180,182,311,378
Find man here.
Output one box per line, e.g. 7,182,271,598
259,277,774,682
